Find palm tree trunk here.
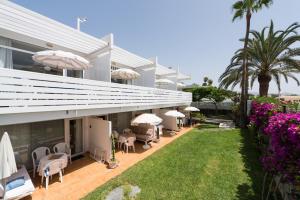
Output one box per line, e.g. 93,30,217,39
258,74,271,96
240,10,252,128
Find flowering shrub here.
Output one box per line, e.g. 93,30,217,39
262,113,300,182
249,101,278,132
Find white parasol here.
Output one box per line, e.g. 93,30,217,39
131,114,162,149
131,113,162,126
164,110,185,118
177,82,185,87
184,106,200,112
111,68,140,80
0,132,17,199
155,79,174,85
32,50,90,70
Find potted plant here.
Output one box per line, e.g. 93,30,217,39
108,134,119,169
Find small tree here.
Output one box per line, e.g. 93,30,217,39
207,87,228,113
191,86,212,102
207,79,213,86
111,134,116,162
108,133,118,169
190,86,235,113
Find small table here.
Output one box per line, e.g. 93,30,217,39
37,153,68,176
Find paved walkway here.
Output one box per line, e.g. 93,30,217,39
26,127,193,200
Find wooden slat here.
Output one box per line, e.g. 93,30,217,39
0,68,192,114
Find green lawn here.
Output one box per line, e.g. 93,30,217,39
84,126,263,200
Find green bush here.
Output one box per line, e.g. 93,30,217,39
191,112,206,122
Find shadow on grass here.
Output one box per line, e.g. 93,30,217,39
236,129,265,200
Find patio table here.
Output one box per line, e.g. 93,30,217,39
37,153,68,176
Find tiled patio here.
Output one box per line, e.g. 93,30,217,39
24,127,193,200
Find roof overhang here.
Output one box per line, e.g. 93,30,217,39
177,72,191,81
110,46,154,68
155,64,177,76
0,1,108,56
0,1,189,76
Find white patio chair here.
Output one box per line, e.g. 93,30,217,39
117,135,127,149
123,128,132,134
124,137,136,153
31,147,50,178
113,130,119,139
41,159,64,190
53,142,72,164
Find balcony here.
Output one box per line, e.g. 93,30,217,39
0,68,192,116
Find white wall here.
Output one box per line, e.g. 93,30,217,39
158,109,179,131
85,52,111,82
134,67,155,87
88,117,112,161
166,75,178,91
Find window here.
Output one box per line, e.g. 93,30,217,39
0,37,83,77
0,120,65,169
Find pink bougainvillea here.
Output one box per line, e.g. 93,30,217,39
262,113,300,182
249,101,278,132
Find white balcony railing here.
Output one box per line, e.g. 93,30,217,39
0,68,192,114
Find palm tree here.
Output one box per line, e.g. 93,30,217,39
232,0,272,126
202,77,209,86
219,21,300,96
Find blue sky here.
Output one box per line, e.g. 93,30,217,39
12,0,300,94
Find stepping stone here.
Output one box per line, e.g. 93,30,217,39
105,185,141,200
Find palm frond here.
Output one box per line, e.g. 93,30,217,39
219,21,300,95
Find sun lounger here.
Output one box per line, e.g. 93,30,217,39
0,165,35,200
131,124,155,146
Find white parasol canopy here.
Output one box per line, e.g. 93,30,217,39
155,79,174,85
131,113,162,126
32,50,90,70
165,110,185,118
111,68,140,80
184,106,200,112
0,132,17,199
177,82,185,87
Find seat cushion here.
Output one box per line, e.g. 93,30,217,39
6,177,25,191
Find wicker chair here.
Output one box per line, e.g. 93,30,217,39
124,137,136,153
31,147,50,178
53,143,72,164
117,135,127,149
123,128,132,134
41,159,64,189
